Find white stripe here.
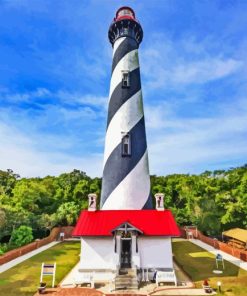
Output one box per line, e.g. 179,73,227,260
113,37,126,56
103,90,143,166
109,49,139,98
102,150,150,210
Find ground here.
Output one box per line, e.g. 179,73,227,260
0,241,80,296
172,239,247,296
1,239,247,296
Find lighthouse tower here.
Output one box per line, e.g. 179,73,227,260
72,8,180,282
100,7,153,210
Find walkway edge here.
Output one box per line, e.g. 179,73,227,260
0,241,60,273
190,239,247,271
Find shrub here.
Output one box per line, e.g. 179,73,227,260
10,225,33,247
0,243,8,255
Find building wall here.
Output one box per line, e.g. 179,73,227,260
138,237,173,269
80,236,173,270
80,237,118,269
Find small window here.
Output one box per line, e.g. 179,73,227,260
122,71,130,88
122,133,131,156
123,28,129,35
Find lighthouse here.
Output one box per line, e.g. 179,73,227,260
100,7,153,210
72,7,180,289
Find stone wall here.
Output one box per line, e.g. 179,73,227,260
0,226,74,266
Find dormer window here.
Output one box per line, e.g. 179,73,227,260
122,71,130,88
122,132,131,156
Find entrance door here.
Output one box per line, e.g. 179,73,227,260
120,239,131,268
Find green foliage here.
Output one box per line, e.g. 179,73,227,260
0,165,246,243
151,164,247,235
10,226,33,248
56,202,80,225
0,169,99,240
0,169,19,196
0,209,6,228
0,243,8,255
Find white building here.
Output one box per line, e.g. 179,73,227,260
73,194,180,288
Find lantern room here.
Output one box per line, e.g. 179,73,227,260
108,6,143,46
115,7,136,21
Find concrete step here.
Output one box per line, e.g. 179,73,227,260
115,272,139,290
119,268,137,276
115,279,138,284
115,283,139,290
116,275,136,279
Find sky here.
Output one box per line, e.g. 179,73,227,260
0,0,247,178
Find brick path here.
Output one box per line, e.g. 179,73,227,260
34,288,148,295
34,288,103,296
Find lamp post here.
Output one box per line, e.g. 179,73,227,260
213,237,217,249
217,281,222,293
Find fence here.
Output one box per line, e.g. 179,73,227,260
0,226,74,266
181,227,247,262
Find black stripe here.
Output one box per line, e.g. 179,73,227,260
107,67,141,128
100,117,148,208
142,190,153,209
112,38,138,73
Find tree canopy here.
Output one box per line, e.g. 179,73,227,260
0,165,246,243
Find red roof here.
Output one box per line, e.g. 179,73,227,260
73,210,180,237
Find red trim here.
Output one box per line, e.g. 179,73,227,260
116,6,136,18
115,15,135,21
73,209,181,237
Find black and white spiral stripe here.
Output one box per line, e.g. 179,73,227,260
100,36,153,210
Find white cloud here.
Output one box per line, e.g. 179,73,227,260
56,91,108,108
172,58,242,85
146,99,247,175
1,87,246,177
140,35,244,89
0,88,51,103
0,88,108,110
0,121,103,178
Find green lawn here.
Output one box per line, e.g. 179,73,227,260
172,239,247,296
0,241,80,296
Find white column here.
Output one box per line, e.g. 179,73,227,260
114,234,121,270
131,234,140,268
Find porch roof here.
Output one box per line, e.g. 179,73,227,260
73,209,180,237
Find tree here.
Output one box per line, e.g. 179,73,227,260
0,165,246,240
0,209,6,228
10,225,33,247
0,169,20,196
38,213,57,233
56,202,80,226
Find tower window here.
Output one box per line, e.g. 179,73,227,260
123,28,129,35
122,71,130,88
122,133,131,156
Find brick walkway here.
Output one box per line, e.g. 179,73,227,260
34,288,103,296
33,287,148,295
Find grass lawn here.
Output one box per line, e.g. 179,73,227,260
0,241,80,296
172,239,247,296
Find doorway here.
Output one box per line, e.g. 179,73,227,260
120,238,132,268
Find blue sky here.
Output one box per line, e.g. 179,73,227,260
0,0,247,177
